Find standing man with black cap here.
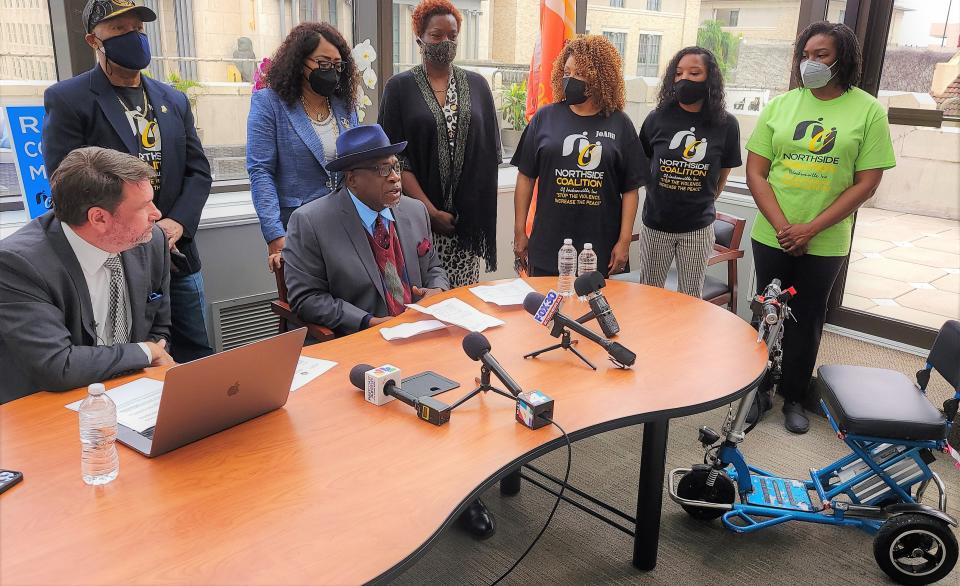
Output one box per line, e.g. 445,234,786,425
41,0,214,363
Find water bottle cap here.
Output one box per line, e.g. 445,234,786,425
88,383,106,396
563,238,572,245
583,243,592,250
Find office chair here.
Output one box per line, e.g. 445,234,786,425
613,212,747,313
270,256,335,342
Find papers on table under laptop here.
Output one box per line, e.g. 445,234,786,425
64,356,337,431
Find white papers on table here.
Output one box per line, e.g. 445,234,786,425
406,298,505,332
290,356,337,391
65,377,163,433
380,319,448,341
469,279,536,306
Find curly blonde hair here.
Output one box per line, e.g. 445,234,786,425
550,35,625,116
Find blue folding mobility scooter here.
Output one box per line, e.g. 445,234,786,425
668,279,960,585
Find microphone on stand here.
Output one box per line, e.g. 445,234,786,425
524,292,636,368
574,271,621,338
462,332,554,429
349,364,451,426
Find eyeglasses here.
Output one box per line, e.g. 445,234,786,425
307,58,345,73
351,161,402,177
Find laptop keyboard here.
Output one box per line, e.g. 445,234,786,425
140,426,156,439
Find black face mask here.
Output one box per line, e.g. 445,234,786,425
563,76,588,106
674,79,708,105
305,67,338,97
421,40,457,66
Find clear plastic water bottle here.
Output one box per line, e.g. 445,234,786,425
79,383,119,485
558,238,578,297
577,243,598,277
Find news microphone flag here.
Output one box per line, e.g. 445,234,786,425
532,290,563,327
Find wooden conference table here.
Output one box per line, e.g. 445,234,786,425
0,278,766,585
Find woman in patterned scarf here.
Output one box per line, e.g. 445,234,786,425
378,0,502,288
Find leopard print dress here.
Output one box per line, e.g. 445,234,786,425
431,72,480,288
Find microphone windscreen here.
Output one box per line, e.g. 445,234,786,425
574,270,605,296
349,363,375,390
608,343,636,367
462,332,491,361
523,292,546,316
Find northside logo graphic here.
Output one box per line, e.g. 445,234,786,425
668,127,708,163
793,118,838,154
561,132,603,171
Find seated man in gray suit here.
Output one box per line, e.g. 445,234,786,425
283,125,496,540
283,124,450,335
0,147,174,404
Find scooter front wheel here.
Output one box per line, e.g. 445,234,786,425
873,513,958,585
676,466,736,521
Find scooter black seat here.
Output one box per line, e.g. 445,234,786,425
818,365,947,441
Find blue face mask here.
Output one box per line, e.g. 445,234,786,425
99,30,151,71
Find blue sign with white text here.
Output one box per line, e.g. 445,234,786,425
5,106,51,219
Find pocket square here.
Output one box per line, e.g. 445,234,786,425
417,238,432,257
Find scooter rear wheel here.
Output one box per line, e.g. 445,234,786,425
873,513,958,585
676,466,736,521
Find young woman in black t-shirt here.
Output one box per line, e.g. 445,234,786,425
512,35,647,277
638,47,741,297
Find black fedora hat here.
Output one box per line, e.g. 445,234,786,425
325,124,407,173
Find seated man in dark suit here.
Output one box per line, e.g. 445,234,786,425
283,125,497,539
283,124,450,335
0,147,174,404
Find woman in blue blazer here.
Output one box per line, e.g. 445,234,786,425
247,22,359,271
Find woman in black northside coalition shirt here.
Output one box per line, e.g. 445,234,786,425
512,35,648,277
638,46,741,297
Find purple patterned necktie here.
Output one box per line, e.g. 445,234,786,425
373,215,390,249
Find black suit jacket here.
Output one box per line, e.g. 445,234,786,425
42,65,212,272
0,214,171,404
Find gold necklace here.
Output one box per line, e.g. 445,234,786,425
301,94,330,122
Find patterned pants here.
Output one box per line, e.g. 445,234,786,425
433,232,481,288
638,223,715,298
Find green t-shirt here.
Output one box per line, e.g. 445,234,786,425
746,87,896,256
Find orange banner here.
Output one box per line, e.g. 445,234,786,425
525,0,576,121
524,0,576,237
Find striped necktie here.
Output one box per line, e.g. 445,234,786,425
103,255,130,344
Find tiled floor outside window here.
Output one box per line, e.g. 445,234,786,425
843,207,960,329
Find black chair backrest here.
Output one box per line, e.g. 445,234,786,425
714,218,734,248
928,320,960,390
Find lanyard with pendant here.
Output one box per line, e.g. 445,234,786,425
116,88,157,148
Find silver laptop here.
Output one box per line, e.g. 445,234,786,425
118,328,307,457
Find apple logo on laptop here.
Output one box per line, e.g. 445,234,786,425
227,382,240,396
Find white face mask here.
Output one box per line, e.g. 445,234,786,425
799,58,838,89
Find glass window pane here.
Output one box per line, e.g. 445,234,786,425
149,0,353,182
636,34,661,77
0,0,56,205
583,1,804,181
603,31,628,57
841,0,960,329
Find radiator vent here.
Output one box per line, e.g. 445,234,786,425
209,293,280,352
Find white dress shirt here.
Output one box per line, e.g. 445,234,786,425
61,224,152,362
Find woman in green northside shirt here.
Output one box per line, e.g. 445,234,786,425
745,22,895,434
